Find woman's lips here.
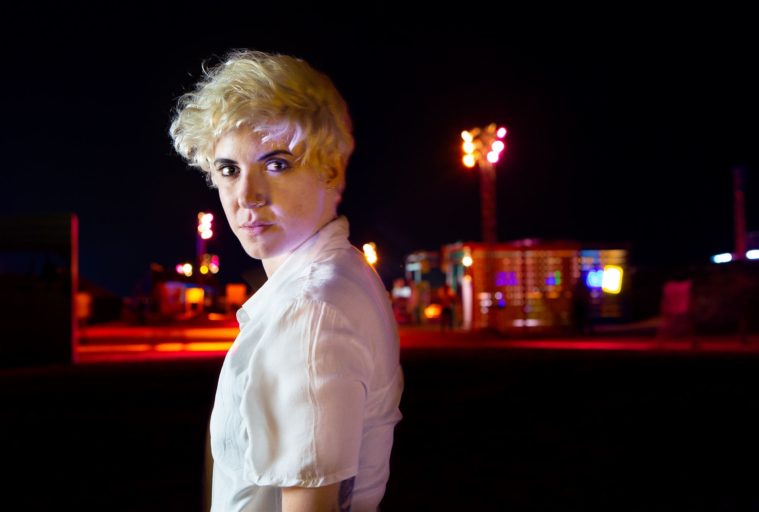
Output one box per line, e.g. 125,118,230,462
239,222,273,236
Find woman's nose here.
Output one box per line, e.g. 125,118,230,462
237,172,269,209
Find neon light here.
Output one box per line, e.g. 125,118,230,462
586,270,603,288
602,265,623,294
712,253,733,264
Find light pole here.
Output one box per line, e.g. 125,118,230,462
461,123,507,330
461,123,507,244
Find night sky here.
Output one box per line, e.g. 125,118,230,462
2,8,756,297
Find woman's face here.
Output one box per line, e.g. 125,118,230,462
212,126,339,271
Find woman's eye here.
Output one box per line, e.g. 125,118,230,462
218,165,238,177
265,159,290,173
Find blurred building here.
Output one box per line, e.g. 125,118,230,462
404,239,629,334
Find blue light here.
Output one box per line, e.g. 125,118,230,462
586,270,604,288
712,253,733,264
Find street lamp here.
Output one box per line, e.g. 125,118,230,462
461,123,507,244
461,124,507,330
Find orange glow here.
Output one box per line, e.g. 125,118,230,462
186,287,204,304
226,283,248,306
461,130,473,142
463,154,476,168
462,255,473,267
200,265,209,275
363,242,378,265
424,304,442,319
462,141,475,154
155,343,185,352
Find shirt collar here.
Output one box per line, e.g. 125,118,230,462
239,216,351,321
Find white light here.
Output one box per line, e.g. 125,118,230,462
462,255,473,267
602,265,623,294
463,141,475,153
747,250,759,260
712,253,733,264
497,127,507,138
491,140,505,153
461,130,473,142
486,151,499,163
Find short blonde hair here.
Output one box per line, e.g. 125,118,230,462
169,50,354,189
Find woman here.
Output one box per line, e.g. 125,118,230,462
170,50,403,512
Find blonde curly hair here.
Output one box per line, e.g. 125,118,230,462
169,49,354,190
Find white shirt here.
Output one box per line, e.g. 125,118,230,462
210,216,403,512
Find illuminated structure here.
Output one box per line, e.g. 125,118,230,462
404,240,629,333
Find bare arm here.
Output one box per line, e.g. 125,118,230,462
281,477,355,512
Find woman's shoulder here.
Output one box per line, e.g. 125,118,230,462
296,248,389,314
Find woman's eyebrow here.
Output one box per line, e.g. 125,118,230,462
213,158,238,166
257,149,293,161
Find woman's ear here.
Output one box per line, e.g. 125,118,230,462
322,165,343,190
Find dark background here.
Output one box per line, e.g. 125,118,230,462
1,7,756,297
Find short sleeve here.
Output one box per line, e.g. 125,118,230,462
238,298,373,488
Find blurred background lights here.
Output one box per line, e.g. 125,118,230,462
462,255,473,267
712,253,733,264
198,212,214,240
586,270,604,288
497,127,507,138
363,242,378,266
602,265,623,294
746,250,759,260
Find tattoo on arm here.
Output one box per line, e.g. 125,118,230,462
338,477,355,512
